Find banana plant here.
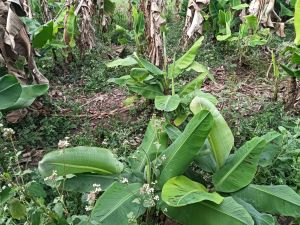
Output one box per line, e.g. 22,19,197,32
107,36,213,125
38,110,214,224
0,74,49,117
38,97,300,225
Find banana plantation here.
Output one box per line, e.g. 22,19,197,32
1,0,300,224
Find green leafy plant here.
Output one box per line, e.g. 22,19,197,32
107,36,212,125
0,75,49,117
37,96,300,225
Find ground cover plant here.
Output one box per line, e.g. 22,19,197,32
1,0,300,224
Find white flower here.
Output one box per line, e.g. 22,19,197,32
3,128,15,138
153,195,160,201
154,142,161,150
85,205,93,211
44,170,58,181
140,183,154,195
161,155,166,161
120,178,129,184
58,138,70,149
87,192,96,205
92,184,102,193
163,208,168,212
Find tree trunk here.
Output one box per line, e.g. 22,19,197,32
140,0,166,68
284,76,298,109
181,0,210,48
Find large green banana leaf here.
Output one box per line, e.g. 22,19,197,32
162,176,223,207
259,131,282,167
91,182,145,225
295,0,300,46
213,137,266,193
169,36,204,78
38,147,124,177
158,111,213,186
0,75,22,110
6,84,49,111
233,184,300,217
164,197,254,225
62,174,116,193
130,118,168,172
233,197,275,225
190,96,234,168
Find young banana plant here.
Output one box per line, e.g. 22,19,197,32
107,36,213,125
38,96,300,225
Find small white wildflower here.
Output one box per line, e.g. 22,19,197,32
2,185,6,190
44,170,58,181
151,180,157,185
161,155,167,161
120,178,129,184
85,205,93,211
7,183,12,188
163,208,168,212
153,195,160,201
140,183,155,195
132,198,141,204
154,141,161,150
87,192,96,205
3,128,15,138
127,212,136,223
92,184,102,193
58,138,70,149
102,139,108,145
122,140,129,146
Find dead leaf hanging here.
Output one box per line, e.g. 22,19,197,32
0,0,48,84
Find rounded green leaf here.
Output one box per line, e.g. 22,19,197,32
164,197,254,225
6,84,49,111
38,146,124,177
155,95,181,112
162,176,223,207
0,75,22,110
9,199,26,220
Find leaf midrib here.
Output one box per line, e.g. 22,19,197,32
51,162,113,174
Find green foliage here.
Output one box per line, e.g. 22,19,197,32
213,137,266,192
295,0,300,46
190,96,234,168
234,185,300,217
0,75,49,113
38,147,124,177
91,182,144,225
162,176,223,207
165,197,254,225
